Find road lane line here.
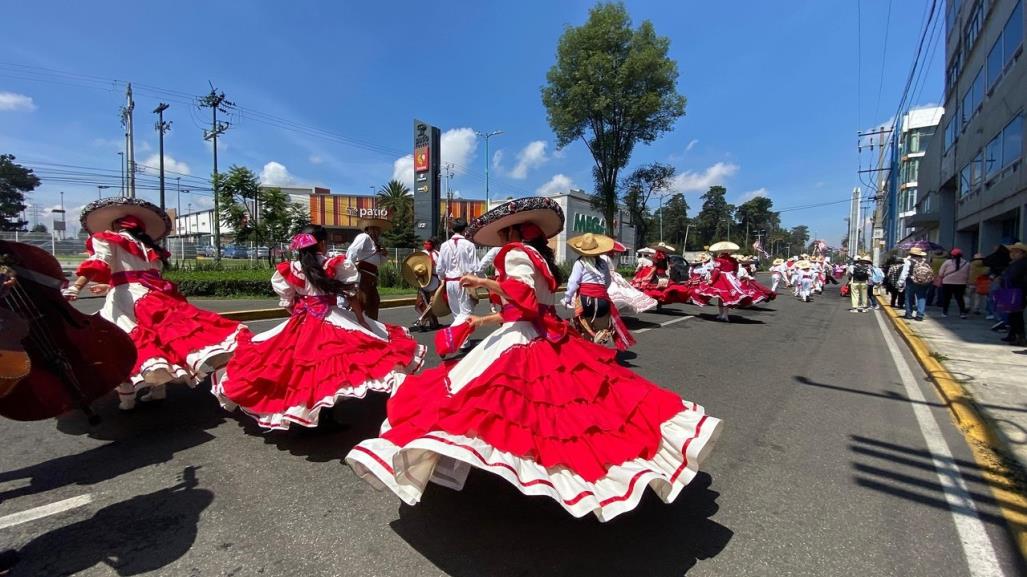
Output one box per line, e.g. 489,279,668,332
874,312,1004,577
635,314,693,334
0,494,93,530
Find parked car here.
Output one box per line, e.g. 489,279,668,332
254,246,270,258
667,255,689,282
222,245,248,259
200,245,217,258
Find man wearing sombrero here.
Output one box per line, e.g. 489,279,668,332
347,196,721,522
402,245,441,331
346,216,391,320
770,257,788,293
65,197,248,410
437,218,480,344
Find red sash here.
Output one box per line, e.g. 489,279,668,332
110,269,179,296
577,282,635,350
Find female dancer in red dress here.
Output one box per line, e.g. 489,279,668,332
65,198,247,410
214,225,424,430
347,197,721,521
630,242,706,309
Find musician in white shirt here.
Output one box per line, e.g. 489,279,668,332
346,218,389,320
438,218,479,337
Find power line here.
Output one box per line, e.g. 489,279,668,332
873,0,894,121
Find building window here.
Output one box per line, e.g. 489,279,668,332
964,1,983,53
1005,1,1023,64
960,163,972,196
973,150,984,187
902,158,920,184
945,113,958,150
986,133,1002,177
972,67,984,112
1002,114,1024,168
988,36,1003,89
947,54,961,93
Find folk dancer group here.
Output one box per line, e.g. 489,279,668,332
44,195,721,522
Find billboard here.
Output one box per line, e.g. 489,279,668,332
309,194,390,229
413,119,441,241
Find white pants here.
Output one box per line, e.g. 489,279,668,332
771,273,782,292
446,279,476,327
798,278,813,299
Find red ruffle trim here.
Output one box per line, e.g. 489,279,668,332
382,334,687,483
75,259,112,284
129,291,246,376
219,316,421,415
740,278,775,302
91,231,168,262
276,261,305,289
692,276,754,307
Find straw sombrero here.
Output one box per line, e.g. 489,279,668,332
648,241,676,253
909,247,927,256
772,258,784,265
402,252,434,288
797,260,812,269
857,254,872,263
709,241,740,252
80,197,172,240
637,247,656,255
466,197,564,247
357,217,393,231
430,285,451,317
568,233,615,256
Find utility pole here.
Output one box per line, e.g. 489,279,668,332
97,185,111,200
200,84,233,261
121,83,137,198
117,152,125,196
443,163,454,235
154,102,171,212
475,130,503,208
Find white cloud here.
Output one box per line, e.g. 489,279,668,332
510,140,548,179
736,187,769,204
552,147,566,159
492,150,504,170
0,92,36,112
259,161,295,186
670,162,740,193
139,154,191,176
686,139,699,152
309,154,323,165
391,127,479,189
536,174,576,196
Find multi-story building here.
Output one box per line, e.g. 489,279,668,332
919,0,1025,253
886,106,944,248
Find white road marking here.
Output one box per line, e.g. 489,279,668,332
635,314,693,334
873,312,1005,577
0,494,93,530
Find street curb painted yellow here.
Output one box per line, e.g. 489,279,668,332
881,304,1027,562
221,297,417,322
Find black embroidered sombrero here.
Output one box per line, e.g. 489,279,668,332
466,197,565,247
80,197,172,240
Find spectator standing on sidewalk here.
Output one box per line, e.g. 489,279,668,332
938,248,971,318
983,243,1012,328
899,247,934,320
969,253,990,315
884,255,905,308
1000,242,1027,346
847,255,872,312
867,259,885,310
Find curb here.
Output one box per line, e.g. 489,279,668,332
221,296,417,322
880,304,1027,561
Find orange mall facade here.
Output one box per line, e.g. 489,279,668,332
308,193,488,244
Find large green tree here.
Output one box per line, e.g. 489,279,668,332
0,154,39,231
377,179,417,248
734,195,780,247
542,2,685,237
694,186,735,247
789,225,810,257
621,162,674,247
660,193,689,248
215,165,262,242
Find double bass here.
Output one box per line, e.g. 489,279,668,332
0,241,136,422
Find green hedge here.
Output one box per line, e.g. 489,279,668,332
164,263,420,297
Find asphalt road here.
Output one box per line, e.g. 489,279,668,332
2,281,1024,576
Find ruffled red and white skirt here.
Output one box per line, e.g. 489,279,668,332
739,277,775,303
127,289,247,388
692,273,753,308
214,304,425,430
346,321,722,521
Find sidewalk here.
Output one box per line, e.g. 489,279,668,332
895,307,1027,471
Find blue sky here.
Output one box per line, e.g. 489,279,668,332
0,0,942,242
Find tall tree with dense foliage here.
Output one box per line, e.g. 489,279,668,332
215,165,262,242
734,195,780,245
0,154,39,231
621,162,674,247
376,179,417,248
661,193,690,248
542,2,686,236
694,186,735,246
789,225,810,256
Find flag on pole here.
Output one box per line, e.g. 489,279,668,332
753,239,770,259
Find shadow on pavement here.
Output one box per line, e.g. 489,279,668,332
615,350,639,367
695,313,764,325
0,427,215,501
11,466,212,577
390,471,731,577
792,375,945,408
231,394,390,463
622,317,661,330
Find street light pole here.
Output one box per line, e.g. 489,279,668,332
117,152,125,196
476,130,503,208
153,102,171,212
